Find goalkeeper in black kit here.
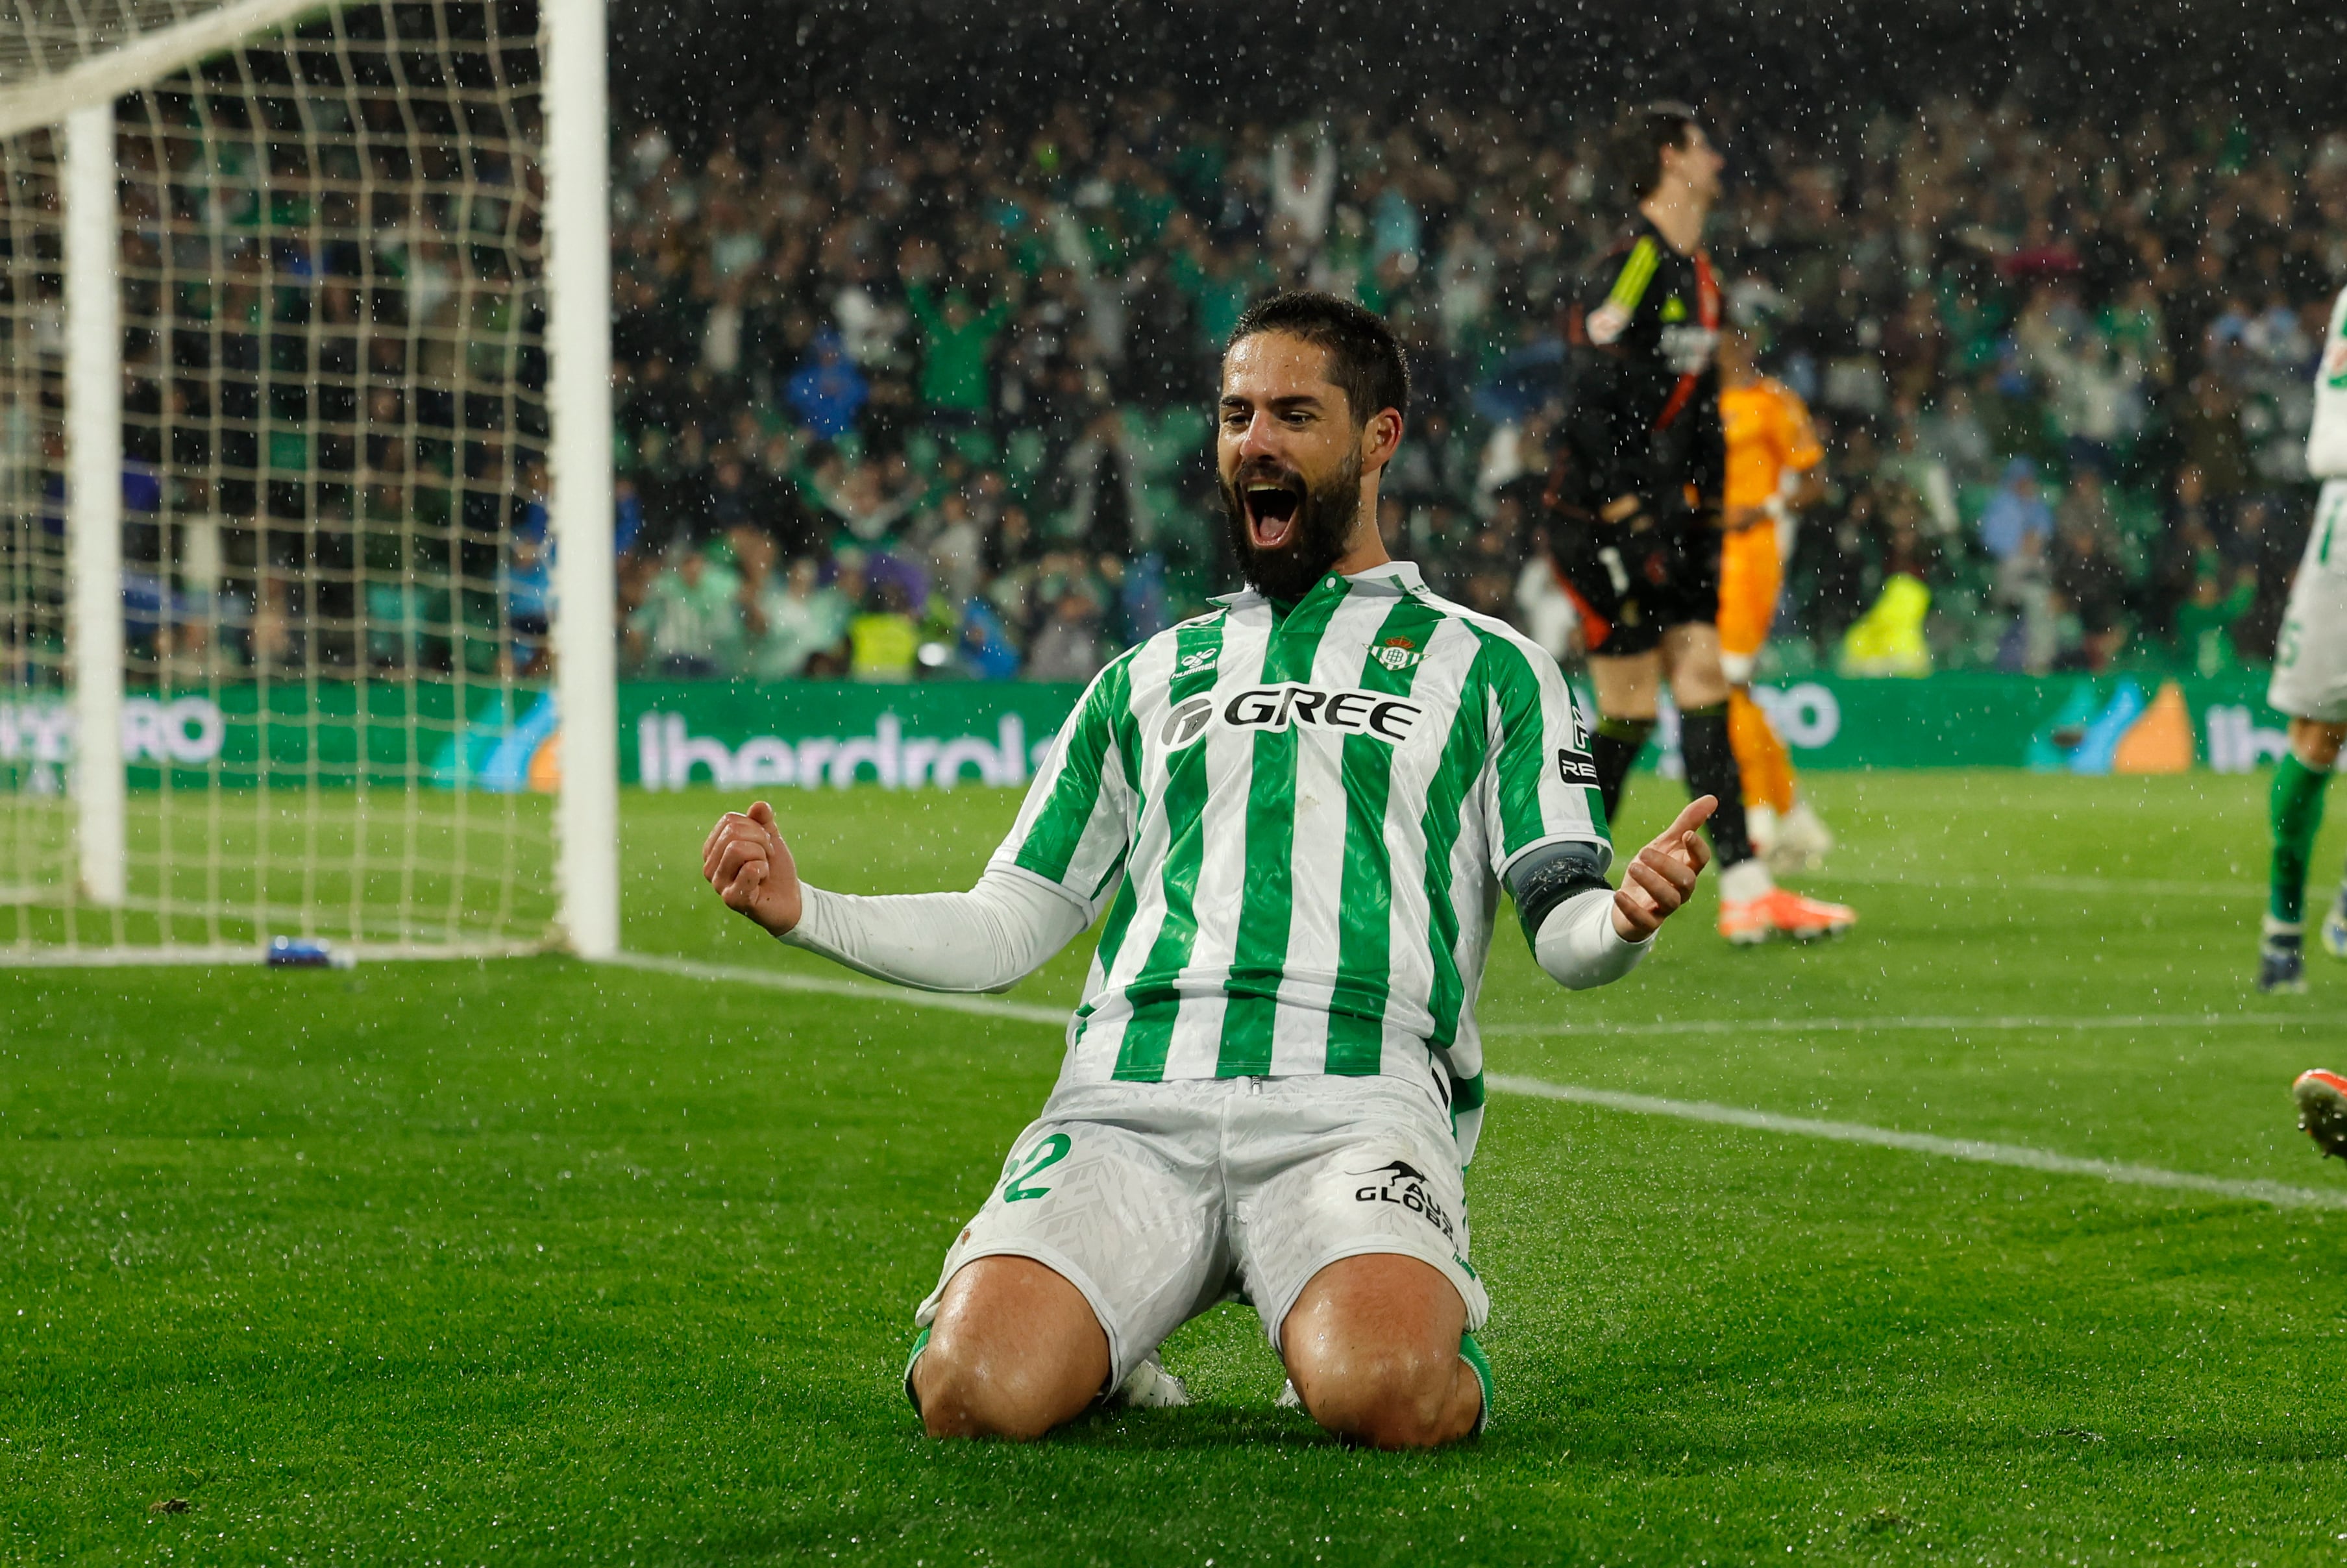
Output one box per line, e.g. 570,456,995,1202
1542,101,1854,944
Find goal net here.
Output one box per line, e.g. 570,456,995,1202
0,0,615,963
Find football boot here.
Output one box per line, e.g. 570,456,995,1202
2294,1068,2347,1158
1719,887,1856,945
2259,932,2309,994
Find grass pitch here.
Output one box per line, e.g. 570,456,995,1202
9,770,2347,1564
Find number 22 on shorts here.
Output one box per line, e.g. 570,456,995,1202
1002,1133,1071,1203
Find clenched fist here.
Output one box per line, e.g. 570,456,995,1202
702,800,802,936
1610,794,1715,942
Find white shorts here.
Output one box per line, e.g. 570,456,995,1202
915,1074,1490,1387
2270,480,2347,723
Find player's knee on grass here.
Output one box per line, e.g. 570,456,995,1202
1294,1340,1472,1449
1281,1254,1476,1449
916,1256,1111,1440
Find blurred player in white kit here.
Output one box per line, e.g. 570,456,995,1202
2260,286,2347,994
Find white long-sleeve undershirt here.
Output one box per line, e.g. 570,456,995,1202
779,867,1090,994
1532,885,1654,989
778,872,1653,996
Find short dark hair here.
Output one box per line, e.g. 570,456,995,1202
1225,291,1409,430
1608,100,1701,204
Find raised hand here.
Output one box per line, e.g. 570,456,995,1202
701,800,803,936
1610,795,1716,942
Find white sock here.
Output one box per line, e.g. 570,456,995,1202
1719,859,1773,904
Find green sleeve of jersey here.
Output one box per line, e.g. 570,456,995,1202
989,654,1139,913
1597,235,1660,313
1479,633,1611,879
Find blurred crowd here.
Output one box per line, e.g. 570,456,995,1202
613,90,2347,683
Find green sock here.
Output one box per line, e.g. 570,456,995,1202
902,1326,931,1413
2270,753,2330,925
1458,1331,1493,1437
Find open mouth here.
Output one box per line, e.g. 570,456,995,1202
1244,480,1303,549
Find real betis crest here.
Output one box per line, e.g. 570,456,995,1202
1374,635,1427,671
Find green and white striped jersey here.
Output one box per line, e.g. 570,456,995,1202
989,561,1609,1160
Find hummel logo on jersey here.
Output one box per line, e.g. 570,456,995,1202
1177,648,1220,673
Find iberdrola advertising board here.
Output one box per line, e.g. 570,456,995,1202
619,672,2298,792
0,673,2306,794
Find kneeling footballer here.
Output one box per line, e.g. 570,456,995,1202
704,292,1712,1447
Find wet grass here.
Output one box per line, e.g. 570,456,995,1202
7,772,2346,1565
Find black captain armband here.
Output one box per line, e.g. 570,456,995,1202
1505,840,1614,944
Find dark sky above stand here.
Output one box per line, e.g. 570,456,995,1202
611,0,2347,146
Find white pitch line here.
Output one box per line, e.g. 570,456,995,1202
610,953,2310,1042
599,951,2341,1212
1800,870,2258,898
601,948,1070,1025
0,938,548,968
1484,1073,2347,1212
1481,1011,2315,1038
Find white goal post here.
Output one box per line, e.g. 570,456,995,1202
0,0,616,962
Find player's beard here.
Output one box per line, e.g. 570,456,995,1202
1220,448,1364,603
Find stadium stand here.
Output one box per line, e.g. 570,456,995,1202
591,91,2344,683
35,82,2347,687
